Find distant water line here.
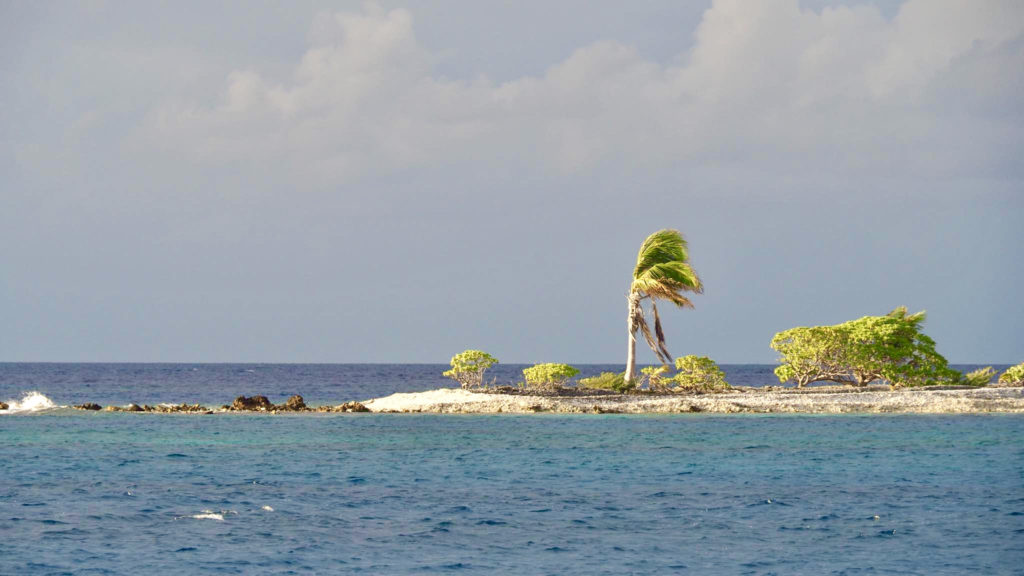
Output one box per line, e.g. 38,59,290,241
0,363,1010,408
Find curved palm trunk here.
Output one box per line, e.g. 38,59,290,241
626,292,640,382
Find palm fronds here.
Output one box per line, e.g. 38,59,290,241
632,301,671,365
632,261,702,307
651,302,672,363
628,229,702,369
634,229,690,278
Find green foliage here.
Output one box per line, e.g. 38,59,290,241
771,326,848,387
641,365,672,391
998,363,1024,386
839,312,958,387
579,372,635,393
522,363,580,390
442,350,498,389
963,367,996,387
771,308,958,388
632,230,703,307
670,355,730,391
628,229,703,368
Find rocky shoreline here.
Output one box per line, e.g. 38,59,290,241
361,385,1024,414
65,395,370,414
5,387,1024,415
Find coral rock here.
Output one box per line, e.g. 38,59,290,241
231,395,273,411
281,395,307,411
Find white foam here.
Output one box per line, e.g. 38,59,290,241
261,505,274,512
180,509,237,521
2,391,60,413
191,511,225,521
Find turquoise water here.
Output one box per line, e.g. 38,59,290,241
3,412,1023,574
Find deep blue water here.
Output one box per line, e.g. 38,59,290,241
2,364,1022,575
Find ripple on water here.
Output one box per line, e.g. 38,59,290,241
1,412,1022,574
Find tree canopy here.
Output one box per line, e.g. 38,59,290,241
442,350,499,389
771,307,959,387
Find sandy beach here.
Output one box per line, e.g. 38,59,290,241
361,386,1024,414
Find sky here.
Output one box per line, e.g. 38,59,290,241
1,0,1022,364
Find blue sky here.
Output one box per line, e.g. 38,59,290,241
2,0,1022,363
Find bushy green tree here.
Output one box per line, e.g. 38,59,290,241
999,363,1024,386
442,350,498,389
771,308,958,388
840,309,958,387
771,326,849,387
670,355,730,391
578,372,634,393
523,363,580,390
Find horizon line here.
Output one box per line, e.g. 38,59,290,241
0,360,1015,366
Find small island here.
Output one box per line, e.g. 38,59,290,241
362,230,1024,415
16,383,1018,415
5,230,1021,417
43,352,1021,415
360,384,1024,414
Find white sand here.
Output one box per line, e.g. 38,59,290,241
362,386,1024,414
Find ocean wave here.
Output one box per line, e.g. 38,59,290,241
2,391,61,414
177,509,237,521
191,511,225,521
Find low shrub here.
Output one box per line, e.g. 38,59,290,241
670,355,730,391
578,372,634,393
523,363,580,390
999,363,1024,386
963,367,996,387
641,365,672,392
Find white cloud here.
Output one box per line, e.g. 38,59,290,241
147,0,1024,189
867,0,1024,98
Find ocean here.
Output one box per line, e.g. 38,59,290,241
2,364,1022,574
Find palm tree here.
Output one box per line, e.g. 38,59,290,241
626,229,703,383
